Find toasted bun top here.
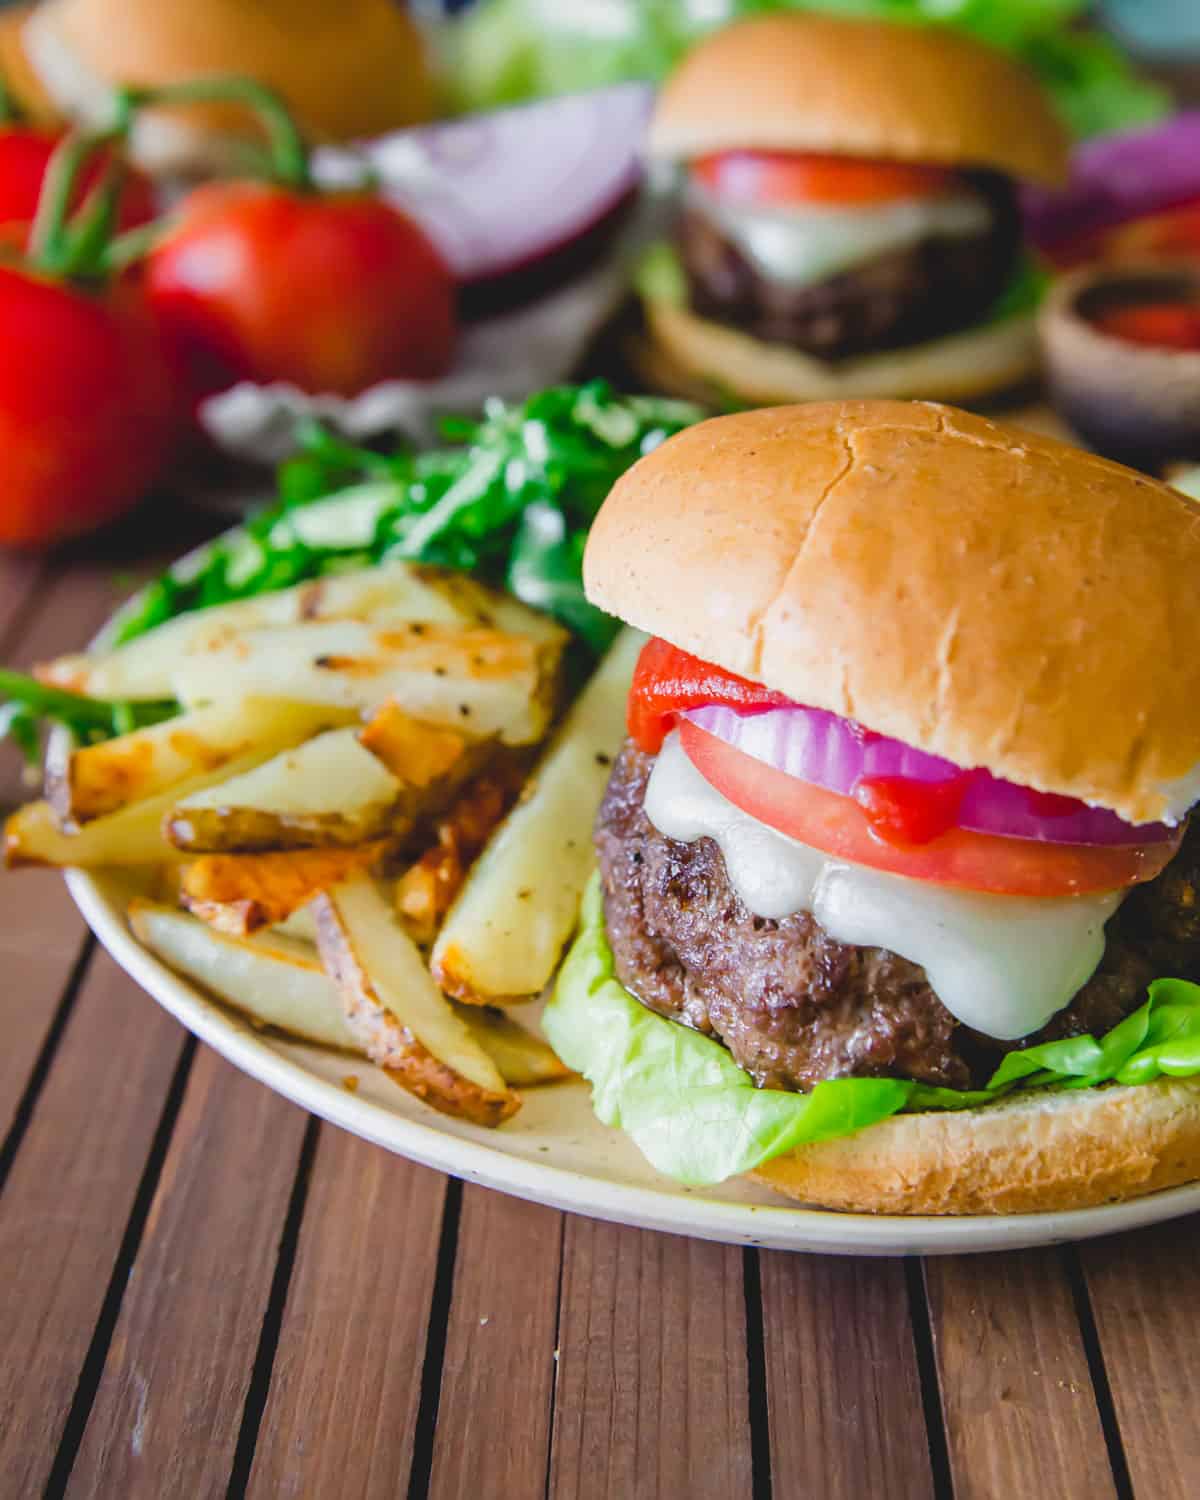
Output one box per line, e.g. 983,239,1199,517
584,401,1200,826
649,14,1069,187
27,0,432,147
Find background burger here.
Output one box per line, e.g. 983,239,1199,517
635,14,1070,409
545,400,1200,1215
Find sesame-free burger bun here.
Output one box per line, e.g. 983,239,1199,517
10,0,433,174
753,1076,1200,1214
636,296,1041,407
649,13,1069,186
583,401,1200,827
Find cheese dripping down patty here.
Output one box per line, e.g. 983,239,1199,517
643,732,1124,1042
685,177,992,290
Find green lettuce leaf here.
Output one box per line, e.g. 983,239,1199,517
445,1,1168,140
545,875,1200,1186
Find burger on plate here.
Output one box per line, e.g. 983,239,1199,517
544,400,1200,1215
635,14,1070,409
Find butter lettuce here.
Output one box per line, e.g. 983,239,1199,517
446,1,1168,140
543,875,1200,1186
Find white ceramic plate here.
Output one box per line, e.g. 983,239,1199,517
68,864,1200,1256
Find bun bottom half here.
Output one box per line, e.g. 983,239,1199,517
752,1077,1200,1215
636,296,1040,408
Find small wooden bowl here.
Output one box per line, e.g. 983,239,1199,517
1039,260,1200,468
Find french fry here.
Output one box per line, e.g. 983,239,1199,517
169,620,564,745
39,561,563,701
128,901,358,1050
455,1006,572,1087
5,748,282,868
313,871,519,1127
180,843,388,935
44,698,348,828
166,710,486,853
133,899,567,1088
394,759,528,945
431,628,644,1003
165,727,413,852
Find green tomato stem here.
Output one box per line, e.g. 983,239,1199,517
27,125,126,277
120,76,312,191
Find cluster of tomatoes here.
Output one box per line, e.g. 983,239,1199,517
0,91,456,548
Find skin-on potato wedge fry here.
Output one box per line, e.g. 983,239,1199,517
432,629,645,1003
38,561,563,701
180,843,389,935
44,698,348,828
166,727,410,852
132,899,566,1089
313,872,519,1127
452,1005,572,1087
129,901,358,1051
4,748,281,868
166,713,488,854
169,620,564,746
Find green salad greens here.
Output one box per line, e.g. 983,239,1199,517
445,0,1168,141
115,383,701,657
0,384,702,761
544,876,1200,1187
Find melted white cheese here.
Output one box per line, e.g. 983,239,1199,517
688,181,991,289
644,733,1122,1041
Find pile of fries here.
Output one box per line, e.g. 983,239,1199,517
7,561,642,1127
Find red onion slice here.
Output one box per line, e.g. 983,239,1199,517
314,84,652,287
1022,113,1200,255
681,704,1172,847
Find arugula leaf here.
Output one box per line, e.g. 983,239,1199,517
0,669,176,766
546,875,1200,1186
113,382,702,653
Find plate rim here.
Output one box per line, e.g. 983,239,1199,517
67,865,1200,1255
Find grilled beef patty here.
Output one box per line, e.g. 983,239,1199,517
676,172,1021,361
595,742,1200,1092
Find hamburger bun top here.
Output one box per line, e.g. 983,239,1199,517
583,401,1200,826
16,0,432,171
649,14,1069,187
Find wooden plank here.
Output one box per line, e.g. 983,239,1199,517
760,1252,933,1500
0,949,185,1499
549,1220,752,1500
426,1187,562,1500
63,1046,311,1500
926,1250,1117,1500
0,553,43,651
248,1128,447,1500
1080,1222,1200,1500
0,565,154,1140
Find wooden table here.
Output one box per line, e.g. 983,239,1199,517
3,511,1200,1500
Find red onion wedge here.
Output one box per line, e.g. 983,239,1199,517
313,84,652,304
681,704,1173,848
1022,113,1200,256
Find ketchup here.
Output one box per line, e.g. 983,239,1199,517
1092,301,1200,352
853,775,969,847
627,638,788,754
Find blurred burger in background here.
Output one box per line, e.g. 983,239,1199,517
0,0,434,174
635,13,1070,408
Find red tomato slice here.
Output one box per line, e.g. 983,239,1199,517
692,150,955,208
627,637,787,754
678,721,1180,898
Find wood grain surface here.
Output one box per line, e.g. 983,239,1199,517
248,1130,448,1500
424,1186,563,1500
926,1250,1118,1500
63,1049,312,1500
549,1221,753,1500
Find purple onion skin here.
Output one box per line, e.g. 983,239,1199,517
1022,113,1200,254
682,704,1172,847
